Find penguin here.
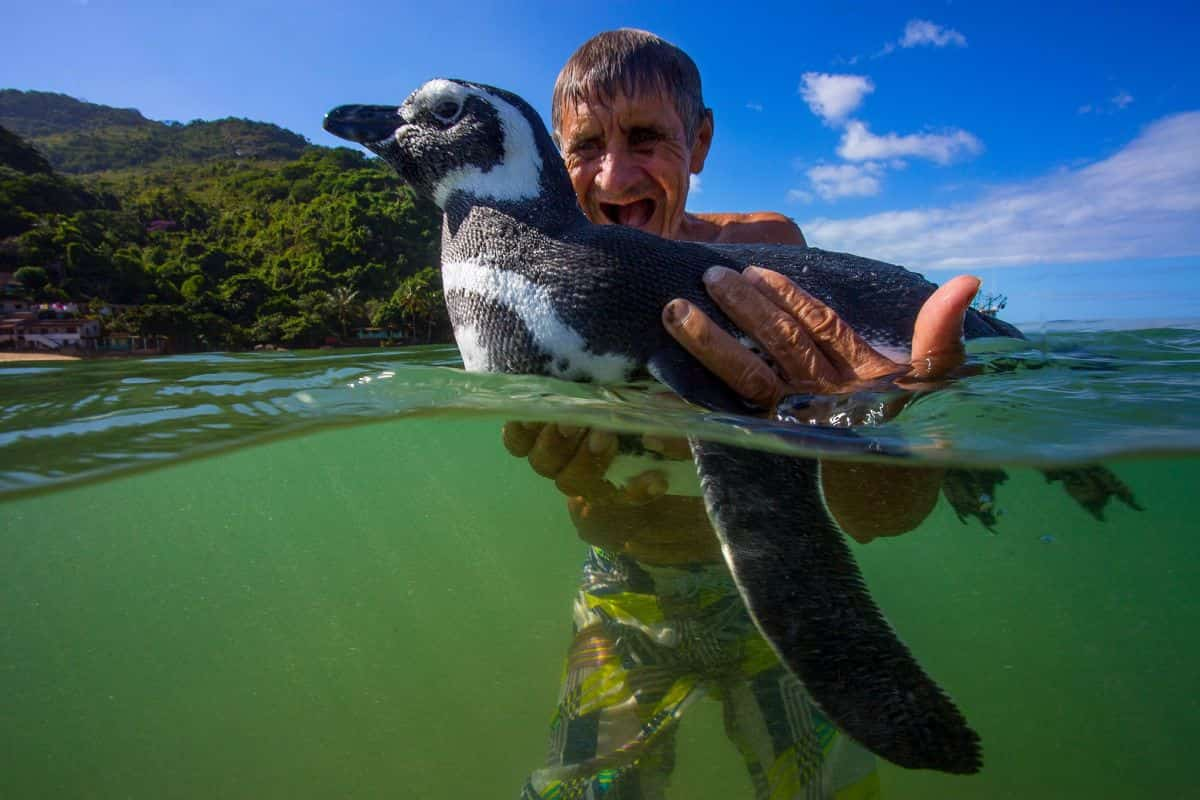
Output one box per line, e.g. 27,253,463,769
323,78,1013,774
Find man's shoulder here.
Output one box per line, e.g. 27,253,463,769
690,211,807,245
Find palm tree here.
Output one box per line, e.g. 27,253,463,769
392,267,443,341
323,285,360,341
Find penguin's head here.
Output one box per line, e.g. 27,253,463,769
324,79,564,211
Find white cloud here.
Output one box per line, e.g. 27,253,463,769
900,19,967,48
838,120,983,165
806,163,884,200
846,18,968,62
689,174,702,194
786,189,814,204
802,112,1200,269
799,73,874,125
1079,90,1135,115
746,101,764,112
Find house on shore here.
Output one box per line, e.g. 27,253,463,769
0,283,170,354
0,313,101,351
95,332,169,354
353,326,407,345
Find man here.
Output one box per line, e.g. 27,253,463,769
513,29,978,800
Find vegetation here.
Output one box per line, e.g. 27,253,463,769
0,124,53,174
0,90,449,352
0,90,152,138
1,90,310,173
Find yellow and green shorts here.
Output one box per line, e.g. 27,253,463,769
521,547,880,800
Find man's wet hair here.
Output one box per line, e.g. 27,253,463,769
552,28,711,147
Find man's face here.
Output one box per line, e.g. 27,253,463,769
558,89,712,239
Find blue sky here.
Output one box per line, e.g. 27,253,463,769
3,0,1198,324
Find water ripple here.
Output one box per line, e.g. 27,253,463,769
2,330,1198,498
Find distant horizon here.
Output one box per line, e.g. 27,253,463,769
5,1,1198,324
1010,316,1200,332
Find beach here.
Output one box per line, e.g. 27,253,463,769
0,352,80,362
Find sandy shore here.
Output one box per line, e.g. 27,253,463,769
0,352,81,363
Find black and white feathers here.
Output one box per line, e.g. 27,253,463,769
325,78,1014,774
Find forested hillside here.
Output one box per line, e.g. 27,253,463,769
0,90,311,173
0,90,447,351
0,90,152,137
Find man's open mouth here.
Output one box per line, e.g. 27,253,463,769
599,198,656,228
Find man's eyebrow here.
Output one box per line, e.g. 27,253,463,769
565,132,602,150
628,124,668,138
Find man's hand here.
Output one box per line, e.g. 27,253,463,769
502,268,978,552
501,421,721,562
662,266,981,406
662,266,980,544
501,422,670,505
567,494,721,564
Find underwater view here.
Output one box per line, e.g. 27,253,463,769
5,1,1199,796
2,324,1198,798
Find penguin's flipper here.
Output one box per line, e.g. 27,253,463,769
648,343,982,772
690,438,983,774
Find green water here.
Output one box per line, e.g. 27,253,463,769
2,330,1198,798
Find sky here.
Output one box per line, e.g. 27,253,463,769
3,0,1198,324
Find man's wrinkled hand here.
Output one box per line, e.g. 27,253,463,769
662,266,981,409
501,421,672,505
567,495,722,564
501,421,720,561
660,267,977,545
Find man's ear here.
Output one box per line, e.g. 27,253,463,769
689,109,714,174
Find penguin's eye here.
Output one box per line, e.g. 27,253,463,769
432,100,460,124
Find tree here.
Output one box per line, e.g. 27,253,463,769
179,274,206,302
0,99,447,352
323,285,361,341
12,265,49,295
280,297,329,348
390,267,445,342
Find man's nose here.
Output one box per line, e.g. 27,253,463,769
593,149,641,196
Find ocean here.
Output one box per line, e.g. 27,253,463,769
2,324,1197,798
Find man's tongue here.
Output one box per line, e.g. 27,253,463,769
606,199,655,229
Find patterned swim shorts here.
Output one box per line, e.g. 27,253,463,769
521,547,880,800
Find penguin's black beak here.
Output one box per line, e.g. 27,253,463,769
323,104,403,144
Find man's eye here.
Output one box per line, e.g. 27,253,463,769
433,100,460,122
629,129,662,148
571,140,602,157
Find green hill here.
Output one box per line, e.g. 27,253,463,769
0,124,112,238
0,124,54,174
0,93,446,352
0,90,151,137
0,90,311,173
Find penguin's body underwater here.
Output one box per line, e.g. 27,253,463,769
324,78,1017,774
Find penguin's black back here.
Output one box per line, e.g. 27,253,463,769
555,219,1020,354
440,206,1020,382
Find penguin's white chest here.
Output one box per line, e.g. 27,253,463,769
442,260,635,383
